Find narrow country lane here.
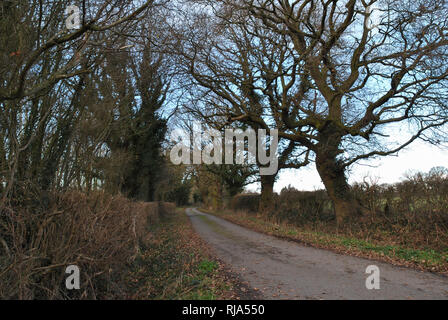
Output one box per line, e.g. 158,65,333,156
186,208,448,300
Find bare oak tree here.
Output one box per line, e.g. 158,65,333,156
171,2,311,212
180,0,448,223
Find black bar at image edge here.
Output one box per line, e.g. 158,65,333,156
0,300,444,318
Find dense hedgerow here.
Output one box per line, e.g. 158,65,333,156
0,190,175,299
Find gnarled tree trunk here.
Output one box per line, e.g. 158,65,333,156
259,174,276,214
315,125,366,225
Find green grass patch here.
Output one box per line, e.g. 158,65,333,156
197,259,218,276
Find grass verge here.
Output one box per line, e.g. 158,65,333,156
199,208,448,275
126,208,259,299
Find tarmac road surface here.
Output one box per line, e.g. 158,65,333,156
186,208,448,300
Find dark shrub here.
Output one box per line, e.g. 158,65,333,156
276,186,333,224
230,193,260,213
